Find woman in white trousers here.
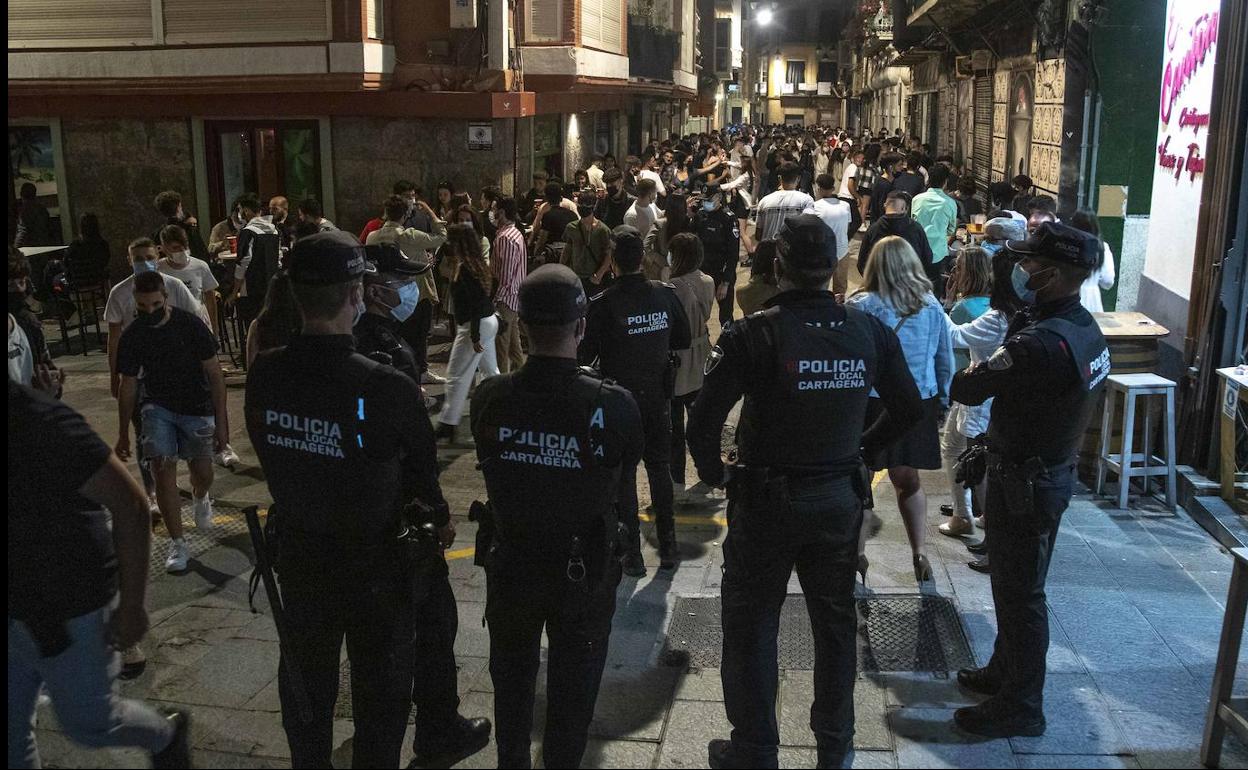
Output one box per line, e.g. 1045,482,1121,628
435,224,500,440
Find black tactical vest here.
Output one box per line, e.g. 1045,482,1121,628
735,305,882,471
473,372,621,574
987,313,1110,465
246,348,404,548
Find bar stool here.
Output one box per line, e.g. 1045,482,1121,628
1095,373,1178,511
1202,547,1248,767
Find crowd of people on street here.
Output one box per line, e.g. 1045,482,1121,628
10,120,1119,770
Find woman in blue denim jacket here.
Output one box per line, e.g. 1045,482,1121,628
847,236,954,583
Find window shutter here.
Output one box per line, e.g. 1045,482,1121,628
163,0,329,45
366,0,384,39
582,0,621,53
527,0,562,42
9,0,152,46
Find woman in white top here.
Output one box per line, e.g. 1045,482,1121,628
1069,208,1116,313
721,157,756,255
667,233,716,489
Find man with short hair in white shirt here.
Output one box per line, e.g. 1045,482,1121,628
753,162,815,242
623,177,662,240
805,173,852,296
838,147,864,234
637,154,667,199
158,224,220,335
586,154,607,190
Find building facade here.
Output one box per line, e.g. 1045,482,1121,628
8,0,698,275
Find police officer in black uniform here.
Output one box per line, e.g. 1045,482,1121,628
352,242,492,766
949,222,1110,738
688,214,924,770
245,231,449,768
579,225,691,575
693,183,742,327
471,264,644,769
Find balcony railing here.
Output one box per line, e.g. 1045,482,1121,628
628,21,678,81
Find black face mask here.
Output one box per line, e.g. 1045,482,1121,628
135,307,165,327
8,288,28,311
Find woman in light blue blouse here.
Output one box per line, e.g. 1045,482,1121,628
848,236,954,583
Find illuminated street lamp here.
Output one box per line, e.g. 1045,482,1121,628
756,6,773,25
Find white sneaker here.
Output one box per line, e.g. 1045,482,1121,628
165,538,189,573
421,370,447,385
193,495,215,530
974,515,985,529
214,444,240,468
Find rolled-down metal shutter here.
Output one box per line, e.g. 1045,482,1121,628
9,0,152,46
973,74,993,202
163,0,329,45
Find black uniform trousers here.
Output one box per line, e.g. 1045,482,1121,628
717,268,738,328
669,389,700,486
486,562,621,769
411,559,462,744
982,463,1074,719
278,569,414,769
721,473,861,767
617,385,675,546
399,298,435,375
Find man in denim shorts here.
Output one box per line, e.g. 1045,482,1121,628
115,270,229,572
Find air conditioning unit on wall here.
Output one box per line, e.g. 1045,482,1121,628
450,0,478,29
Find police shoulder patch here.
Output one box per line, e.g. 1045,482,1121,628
986,345,1014,371
704,345,725,376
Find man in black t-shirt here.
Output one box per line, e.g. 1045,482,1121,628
9,381,192,769
530,183,579,260
115,270,229,575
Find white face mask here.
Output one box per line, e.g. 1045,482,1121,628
488,210,498,226
165,250,189,267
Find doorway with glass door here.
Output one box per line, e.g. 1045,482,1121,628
204,121,322,225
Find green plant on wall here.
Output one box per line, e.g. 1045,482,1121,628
282,129,317,202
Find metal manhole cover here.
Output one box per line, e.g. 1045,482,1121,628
661,594,975,673
149,502,251,576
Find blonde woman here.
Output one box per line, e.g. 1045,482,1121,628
847,236,954,583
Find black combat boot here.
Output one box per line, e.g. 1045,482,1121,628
657,517,679,569
956,666,1001,696
954,700,1045,738
412,715,492,767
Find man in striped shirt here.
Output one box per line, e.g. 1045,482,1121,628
753,163,815,243
491,197,528,373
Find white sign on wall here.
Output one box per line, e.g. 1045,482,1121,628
1142,0,1220,301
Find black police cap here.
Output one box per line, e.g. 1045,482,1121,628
365,242,432,277
777,213,837,270
288,230,373,285
612,224,644,263
1006,221,1101,270
518,264,588,326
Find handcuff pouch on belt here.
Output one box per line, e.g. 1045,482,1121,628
664,352,680,398
853,460,874,510
400,497,442,604
954,435,990,489
468,499,494,568
990,453,1048,517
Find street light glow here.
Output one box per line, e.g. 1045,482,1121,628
756,7,773,25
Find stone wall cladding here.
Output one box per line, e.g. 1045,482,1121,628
61,118,196,280
331,117,516,236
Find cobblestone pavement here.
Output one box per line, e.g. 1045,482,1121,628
31,256,1248,769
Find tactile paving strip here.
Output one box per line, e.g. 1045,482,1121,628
148,501,251,575
662,594,975,673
